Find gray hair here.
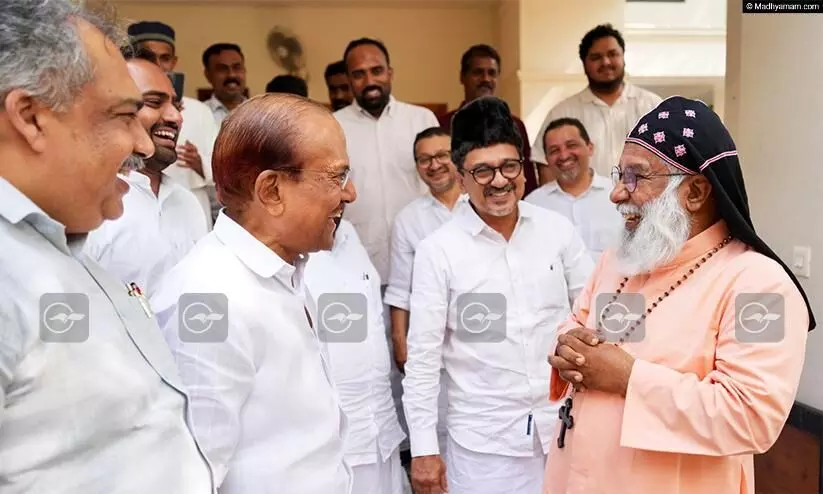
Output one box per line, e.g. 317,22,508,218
0,0,126,113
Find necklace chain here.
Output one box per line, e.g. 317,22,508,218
595,235,733,345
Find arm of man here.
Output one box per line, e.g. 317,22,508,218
620,262,809,456
384,216,415,372
560,221,595,306
404,238,449,493
153,291,255,486
0,290,26,419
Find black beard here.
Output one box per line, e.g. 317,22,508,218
587,69,625,94
356,88,390,117
331,99,350,111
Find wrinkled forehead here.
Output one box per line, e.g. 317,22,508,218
298,112,349,170
619,143,669,173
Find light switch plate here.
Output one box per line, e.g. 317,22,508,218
792,246,811,279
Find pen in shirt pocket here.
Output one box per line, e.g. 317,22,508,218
127,282,154,318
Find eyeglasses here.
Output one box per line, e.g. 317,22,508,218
280,166,351,190
611,166,688,193
415,150,451,169
464,159,523,186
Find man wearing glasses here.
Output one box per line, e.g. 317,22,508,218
403,97,594,494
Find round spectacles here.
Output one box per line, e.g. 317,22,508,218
611,166,688,193
280,166,351,190
465,159,523,186
416,151,451,168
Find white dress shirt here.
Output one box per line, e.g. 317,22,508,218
384,193,470,311
164,96,219,229
524,172,623,259
403,201,594,458
304,220,406,467
205,94,246,127
0,178,213,493
531,83,662,176
335,96,440,282
151,212,352,494
84,171,208,296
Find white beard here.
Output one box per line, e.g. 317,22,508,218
615,176,691,277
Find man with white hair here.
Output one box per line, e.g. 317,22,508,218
544,96,814,494
0,1,213,491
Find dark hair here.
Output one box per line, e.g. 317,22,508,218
265,75,308,97
324,60,347,80
121,44,158,64
542,117,591,146
202,43,244,68
451,97,522,169
579,23,625,61
460,44,501,76
413,127,450,158
342,38,390,69
212,93,332,213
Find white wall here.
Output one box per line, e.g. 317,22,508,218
725,1,823,409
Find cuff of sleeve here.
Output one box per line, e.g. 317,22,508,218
549,367,570,402
620,359,678,450
383,286,410,311
409,427,440,457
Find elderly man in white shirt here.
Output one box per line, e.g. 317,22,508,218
335,38,440,285
532,24,661,181
526,118,622,260
127,21,220,229
151,94,355,494
304,218,407,494
404,97,594,494
85,48,208,295
0,3,213,491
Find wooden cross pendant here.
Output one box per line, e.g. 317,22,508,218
557,396,574,448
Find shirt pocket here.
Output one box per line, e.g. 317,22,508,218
524,259,570,313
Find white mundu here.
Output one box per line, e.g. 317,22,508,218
403,201,594,494
0,178,213,493
305,219,407,494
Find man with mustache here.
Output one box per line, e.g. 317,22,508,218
128,20,219,229
439,44,539,196
325,60,354,111
85,47,209,295
203,42,248,126
525,118,622,260
543,96,814,494
152,93,356,494
0,1,213,491
304,216,408,494
532,24,661,182
404,97,594,494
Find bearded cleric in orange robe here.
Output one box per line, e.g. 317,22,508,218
543,96,815,494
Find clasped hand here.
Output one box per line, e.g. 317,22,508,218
547,328,636,397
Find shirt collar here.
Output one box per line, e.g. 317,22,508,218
581,82,639,106
456,199,533,238
207,93,246,113
212,211,304,285
426,191,469,210
351,94,397,120
539,170,611,195
0,177,80,255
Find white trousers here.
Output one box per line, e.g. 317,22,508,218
350,448,405,494
444,434,547,494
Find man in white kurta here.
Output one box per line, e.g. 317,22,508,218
84,52,208,295
305,219,407,494
531,25,661,179
404,97,594,494
152,94,355,493
127,21,220,228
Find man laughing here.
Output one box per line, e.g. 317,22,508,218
84,46,208,295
